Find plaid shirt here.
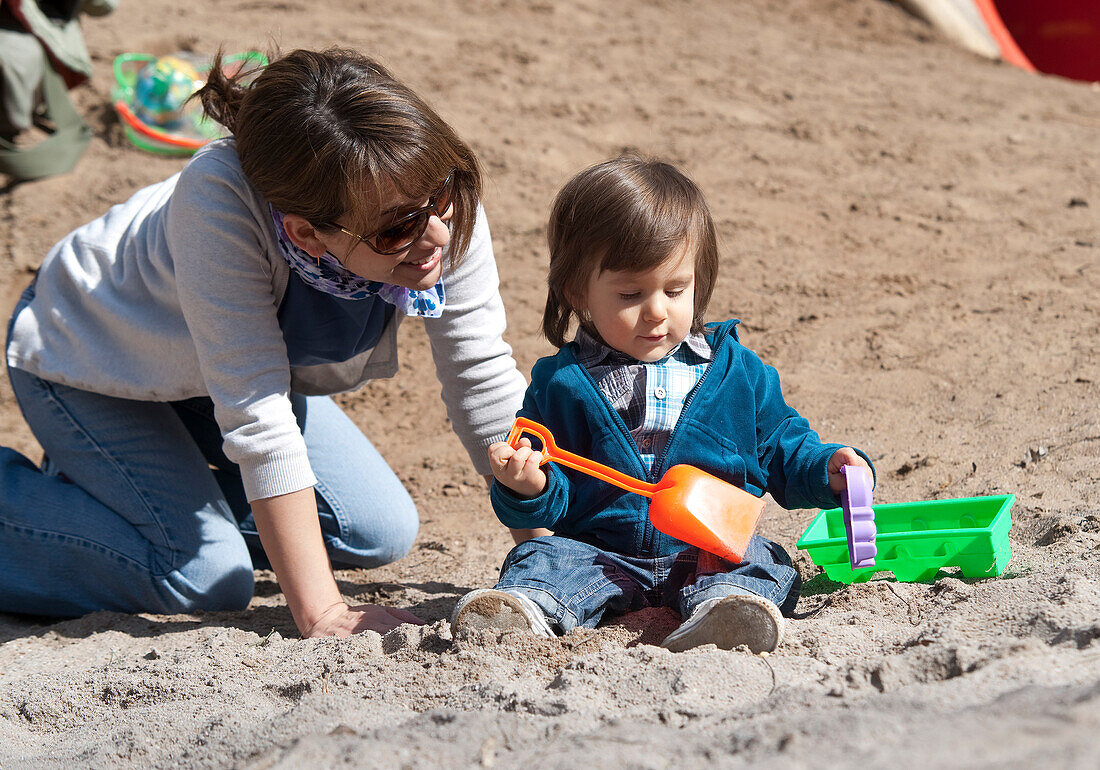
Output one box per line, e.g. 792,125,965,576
573,327,713,474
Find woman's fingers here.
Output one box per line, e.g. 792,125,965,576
303,603,425,638
385,606,425,625
346,604,425,634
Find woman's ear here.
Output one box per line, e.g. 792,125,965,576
281,214,329,259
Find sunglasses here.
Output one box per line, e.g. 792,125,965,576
332,171,456,256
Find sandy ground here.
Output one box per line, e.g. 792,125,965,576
1,0,1099,767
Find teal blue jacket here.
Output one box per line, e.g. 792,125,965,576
492,319,875,557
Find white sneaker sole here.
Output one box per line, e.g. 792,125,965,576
661,594,785,653
450,588,555,638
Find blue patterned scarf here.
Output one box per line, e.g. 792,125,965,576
269,206,445,317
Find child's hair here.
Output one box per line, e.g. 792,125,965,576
543,155,719,347
196,47,482,263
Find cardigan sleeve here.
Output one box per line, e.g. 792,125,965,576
166,147,316,502
749,352,875,509
422,205,527,475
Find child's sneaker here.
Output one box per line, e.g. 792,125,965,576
660,594,784,653
450,588,555,638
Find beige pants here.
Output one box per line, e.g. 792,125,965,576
0,25,45,137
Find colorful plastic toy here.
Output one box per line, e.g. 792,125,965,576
133,55,204,127
111,51,268,156
506,417,764,563
841,465,876,569
797,493,1014,583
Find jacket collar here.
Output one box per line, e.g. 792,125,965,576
572,326,713,367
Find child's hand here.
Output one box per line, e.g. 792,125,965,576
827,448,872,494
488,438,548,498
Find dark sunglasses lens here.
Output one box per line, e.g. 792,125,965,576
370,173,455,254
374,212,429,254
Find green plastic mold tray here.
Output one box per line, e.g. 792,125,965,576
796,493,1014,583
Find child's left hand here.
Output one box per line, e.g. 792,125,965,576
827,448,872,494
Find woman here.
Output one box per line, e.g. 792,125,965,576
0,48,527,638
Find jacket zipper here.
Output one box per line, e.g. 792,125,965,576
650,321,732,481
573,355,651,480
572,322,733,553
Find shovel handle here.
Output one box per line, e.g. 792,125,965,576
506,417,656,498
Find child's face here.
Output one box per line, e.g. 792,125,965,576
578,242,696,362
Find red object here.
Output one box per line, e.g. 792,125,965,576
977,0,1100,81
112,100,207,151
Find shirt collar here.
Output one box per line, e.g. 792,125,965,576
572,326,713,367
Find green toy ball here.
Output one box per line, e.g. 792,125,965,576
133,55,204,127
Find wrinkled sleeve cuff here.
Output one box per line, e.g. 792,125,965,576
490,463,567,530
240,447,318,502
808,444,877,509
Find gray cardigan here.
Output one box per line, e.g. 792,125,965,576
7,139,526,501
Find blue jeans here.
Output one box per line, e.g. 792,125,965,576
0,359,418,618
495,535,801,633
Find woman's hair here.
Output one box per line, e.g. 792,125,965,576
543,156,719,347
196,48,482,263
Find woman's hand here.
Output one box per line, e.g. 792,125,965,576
827,448,872,494
251,488,424,639
302,601,425,638
488,438,547,498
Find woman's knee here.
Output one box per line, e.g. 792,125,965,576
151,542,256,614
325,490,419,568
362,496,419,563
385,499,420,560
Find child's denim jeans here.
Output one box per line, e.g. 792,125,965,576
495,534,801,633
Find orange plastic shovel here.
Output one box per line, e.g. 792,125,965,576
506,417,764,563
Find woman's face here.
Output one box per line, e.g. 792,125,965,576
326,188,454,291
282,177,455,291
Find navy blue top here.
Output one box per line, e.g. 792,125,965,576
491,319,876,557
277,272,394,367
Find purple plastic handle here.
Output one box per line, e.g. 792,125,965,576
841,465,876,569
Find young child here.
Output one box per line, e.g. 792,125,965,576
451,156,874,653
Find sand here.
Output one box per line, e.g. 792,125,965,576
1,0,1098,767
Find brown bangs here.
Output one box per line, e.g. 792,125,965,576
201,48,482,265
543,155,719,347
337,113,482,265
